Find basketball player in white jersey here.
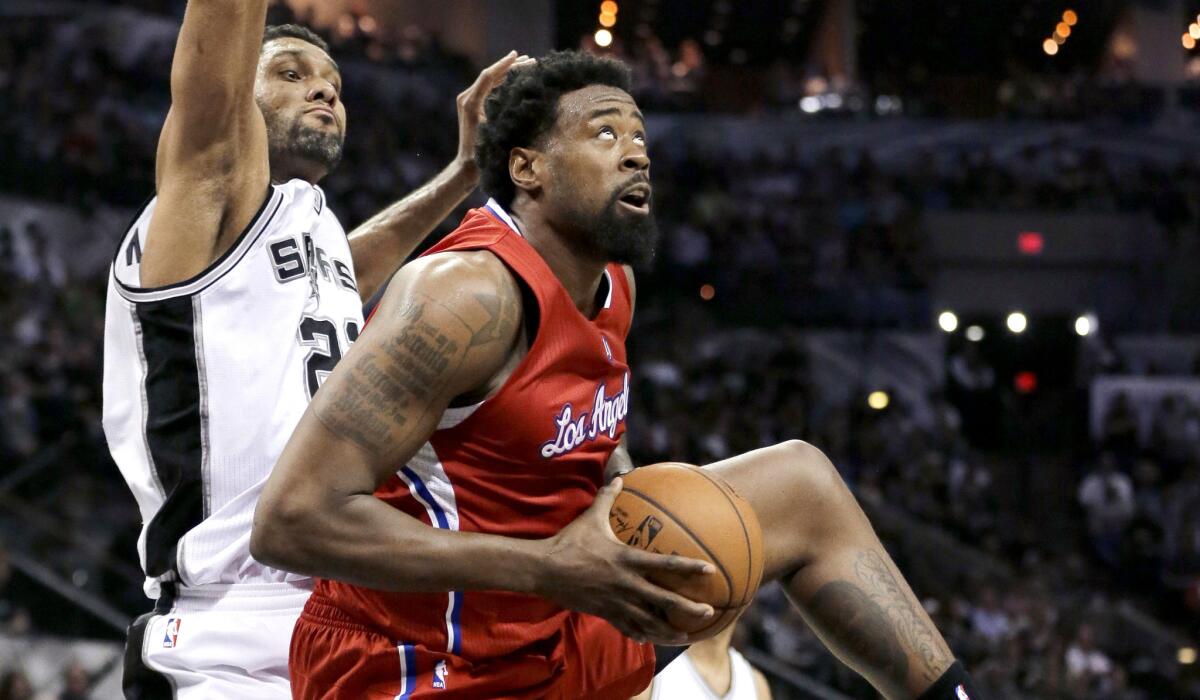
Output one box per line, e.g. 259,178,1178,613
101,1,530,696
632,623,771,700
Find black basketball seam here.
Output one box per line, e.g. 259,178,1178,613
622,486,734,609
692,468,759,607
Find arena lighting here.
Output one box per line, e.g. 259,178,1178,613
594,28,613,47
599,12,617,28
800,96,822,113
1056,22,1071,38
938,311,959,333
600,0,618,14
1006,312,1028,334
1015,371,1038,394
699,283,715,301
1063,9,1078,26
1179,647,1197,665
1043,38,1059,55
1018,231,1044,255
1075,313,1096,337
1191,23,1200,39
868,391,890,410
966,325,985,342
1186,33,1198,51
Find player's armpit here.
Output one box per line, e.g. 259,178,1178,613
143,0,271,287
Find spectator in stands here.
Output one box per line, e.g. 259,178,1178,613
1078,452,1137,566
57,660,89,700
1100,392,1141,461
1151,394,1200,473
0,669,33,700
969,586,1012,648
1064,624,1114,698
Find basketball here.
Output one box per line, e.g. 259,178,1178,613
609,462,765,643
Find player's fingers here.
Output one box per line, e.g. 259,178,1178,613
621,602,688,645
620,548,714,577
591,476,624,513
472,51,520,91
635,583,715,624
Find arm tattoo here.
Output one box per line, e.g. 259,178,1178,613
313,287,517,456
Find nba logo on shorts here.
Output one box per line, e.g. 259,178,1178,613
432,660,448,689
955,685,970,700
162,618,181,648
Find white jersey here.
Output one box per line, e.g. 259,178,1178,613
651,647,761,700
103,179,363,598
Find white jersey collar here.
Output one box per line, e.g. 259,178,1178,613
484,198,523,237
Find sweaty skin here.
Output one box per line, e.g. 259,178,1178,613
256,72,957,697
140,0,530,302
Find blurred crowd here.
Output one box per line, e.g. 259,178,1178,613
3,2,1200,698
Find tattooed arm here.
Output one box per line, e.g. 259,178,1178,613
251,252,715,642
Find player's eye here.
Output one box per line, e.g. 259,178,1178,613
598,126,616,140
633,132,646,144
282,70,301,81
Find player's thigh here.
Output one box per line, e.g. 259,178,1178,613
138,607,297,699
704,440,858,580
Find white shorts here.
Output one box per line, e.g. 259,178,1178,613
123,581,312,699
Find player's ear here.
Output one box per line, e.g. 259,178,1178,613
509,147,541,197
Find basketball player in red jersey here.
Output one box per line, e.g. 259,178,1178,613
253,52,981,700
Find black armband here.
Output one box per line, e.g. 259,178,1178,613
916,661,981,700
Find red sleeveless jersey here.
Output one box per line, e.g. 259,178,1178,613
305,204,650,694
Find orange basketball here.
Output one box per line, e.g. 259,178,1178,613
608,462,764,643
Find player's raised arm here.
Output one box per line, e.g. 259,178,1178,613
141,0,272,287
252,253,715,644
347,52,536,303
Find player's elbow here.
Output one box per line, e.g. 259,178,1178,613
250,490,316,572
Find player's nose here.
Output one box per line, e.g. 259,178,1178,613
307,81,337,106
621,151,650,173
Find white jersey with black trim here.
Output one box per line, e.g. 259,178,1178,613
102,179,363,598
651,647,761,700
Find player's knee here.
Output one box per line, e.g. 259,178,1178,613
771,439,849,504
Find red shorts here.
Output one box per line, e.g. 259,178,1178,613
290,599,655,699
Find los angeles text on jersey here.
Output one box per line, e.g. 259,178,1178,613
268,232,357,294
540,372,630,458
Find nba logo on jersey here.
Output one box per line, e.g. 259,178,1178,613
955,685,970,700
432,660,448,689
162,618,181,648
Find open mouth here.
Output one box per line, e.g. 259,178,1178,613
617,185,651,214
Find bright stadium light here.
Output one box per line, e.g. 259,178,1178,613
966,325,985,342
800,96,822,113
594,28,613,47
868,391,890,410
1190,23,1200,39
938,311,959,333
1007,312,1028,334
1075,314,1096,337
1043,38,1059,55
1063,9,1078,26
1179,647,1197,665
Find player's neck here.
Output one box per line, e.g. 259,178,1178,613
510,203,608,317
269,158,327,186
688,644,733,696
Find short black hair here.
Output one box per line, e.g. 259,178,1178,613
476,50,633,207
262,24,330,56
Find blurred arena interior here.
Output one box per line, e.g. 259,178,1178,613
4,0,1200,697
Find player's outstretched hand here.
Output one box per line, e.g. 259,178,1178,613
535,477,716,645
454,50,537,173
